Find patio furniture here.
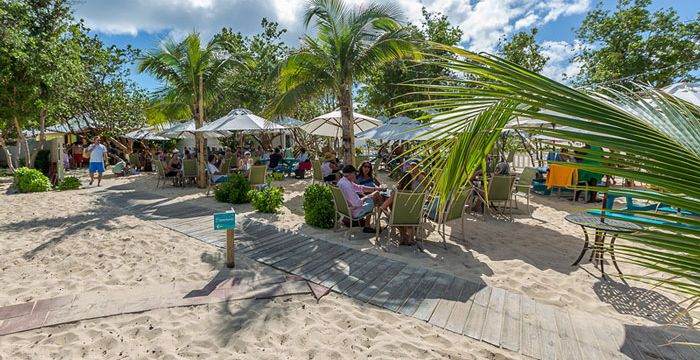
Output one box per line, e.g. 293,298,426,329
425,189,471,249
586,210,700,230
383,191,426,250
311,160,324,185
566,214,644,277
154,160,177,189
181,159,197,186
329,186,370,239
487,175,516,220
248,165,267,188
513,167,537,215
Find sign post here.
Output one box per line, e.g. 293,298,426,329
214,209,236,268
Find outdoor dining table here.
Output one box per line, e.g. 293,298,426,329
565,214,644,277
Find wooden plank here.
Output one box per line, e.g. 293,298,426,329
353,261,406,302
444,281,480,334
251,236,310,263
398,271,442,317
635,326,687,360
368,266,422,308
236,231,288,253
291,245,351,277
535,303,560,360
340,259,393,297
500,291,521,353
553,309,583,360
520,297,541,360
307,249,363,284
381,267,429,313
428,277,468,328
300,247,356,282
411,274,455,321
462,285,493,341
321,253,379,290
239,232,290,257
246,233,305,259
256,237,320,266
273,240,335,272
567,312,616,360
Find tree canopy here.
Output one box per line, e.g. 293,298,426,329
574,0,700,87
497,28,549,73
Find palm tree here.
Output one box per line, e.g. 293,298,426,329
138,32,247,187
267,0,420,165
407,45,700,320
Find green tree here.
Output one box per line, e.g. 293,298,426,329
497,28,549,73
138,32,248,187
574,0,700,87
358,8,462,117
267,0,420,165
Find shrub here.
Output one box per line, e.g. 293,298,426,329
213,174,251,204
302,184,335,229
13,167,51,193
56,176,81,191
248,187,284,213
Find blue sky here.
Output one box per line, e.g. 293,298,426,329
74,0,699,91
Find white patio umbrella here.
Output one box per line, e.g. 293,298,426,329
194,108,285,133
123,128,170,141
158,120,230,139
356,116,433,141
300,110,382,138
663,82,700,107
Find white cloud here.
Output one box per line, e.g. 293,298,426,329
74,0,592,52
540,40,582,82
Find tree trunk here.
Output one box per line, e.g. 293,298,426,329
338,84,355,166
196,77,207,188
29,109,48,168
0,134,16,173
12,116,31,167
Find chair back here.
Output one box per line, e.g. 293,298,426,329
487,175,516,202
329,186,352,218
220,157,232,175
444,189,471,222
249,165,267,186
390,191,425,226
182,159,197,178
128,153,140,167
312,160,323,182
154,159,166,177
515,167,537,194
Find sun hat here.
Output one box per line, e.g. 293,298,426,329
324,152,335,161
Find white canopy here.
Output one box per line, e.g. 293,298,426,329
663,82,700,107
123,128,170,141
356,116,434,141
301,110,382,138
158,120,231,139
195,109,285,133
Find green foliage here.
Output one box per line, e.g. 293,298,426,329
574,0,700,87
497,28,549,73
56,176,80,191
213,174,251,204
248,186,284,213
33,149,51,175
13,167,51,193
302,184,335,229
358,7,462,117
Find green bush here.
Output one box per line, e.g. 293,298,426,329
302,184,335,229
248,187,284,213
56,176,81,191
213,174,251,204
34,149,51,175
13,167,51,193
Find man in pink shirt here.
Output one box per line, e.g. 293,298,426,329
337,165,387,233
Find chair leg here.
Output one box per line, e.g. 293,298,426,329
461,218,466,247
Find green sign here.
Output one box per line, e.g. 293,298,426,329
214,212,236,230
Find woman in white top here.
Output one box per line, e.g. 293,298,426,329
238,151,253,174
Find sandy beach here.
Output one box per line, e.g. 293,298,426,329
0,169,693,358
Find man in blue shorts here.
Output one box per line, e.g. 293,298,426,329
87,138,107,186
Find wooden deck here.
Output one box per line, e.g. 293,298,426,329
103,189,700,360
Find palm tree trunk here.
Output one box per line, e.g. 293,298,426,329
339,84,355,166
195,77,207,188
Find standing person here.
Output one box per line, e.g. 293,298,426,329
87,138,107,186
71,142,82,169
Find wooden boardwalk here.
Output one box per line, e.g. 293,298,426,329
103,189,700,360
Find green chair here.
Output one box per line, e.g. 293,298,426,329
181,159,197,186
220,157,233,175
513,167,537,215
386,191,426,249
311,160,324,185
248,165,267,188
426,189,470,248
329,186,369,238
128,153,141,170
486,175,516,220
154,160,177,189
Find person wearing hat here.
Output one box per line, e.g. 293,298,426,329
321,152,341,182
337,165,387,233
238,151,253,174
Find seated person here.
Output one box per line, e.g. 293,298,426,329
296,147,311,171
238,151,253,173
268,148,283,171
337,165,387,233
494,160,510,175
112,159,131,176
321,152,341,182
402,161,426,192
355,161,381,187
165,150,182,176
206,154,229,183
380,164,423,246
